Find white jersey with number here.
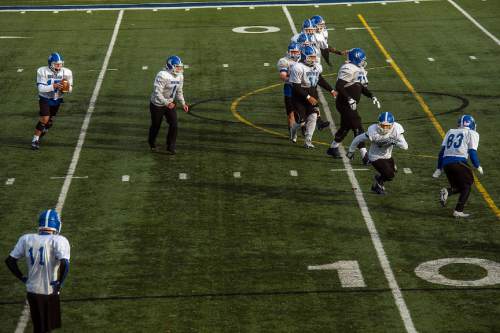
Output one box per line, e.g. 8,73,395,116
441,128,479,159
289,61,323,88
314,32,328,49
277,56,294,82
10,233,70,295
337,62,368,87
150,69,185,107
359,122,408,161
36,66,73,100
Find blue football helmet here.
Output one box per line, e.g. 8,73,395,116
38,209,62,234
302,19,316,35
458,114,476,130
296,33,312,47
48,53,64,72
377,112,395,134
311,15,326,32
301,45,317,66
166,55,184,76
348,48,367,68
287,42,301,61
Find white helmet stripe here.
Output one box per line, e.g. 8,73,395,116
45,209,51,228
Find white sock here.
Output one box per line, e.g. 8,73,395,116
32,135,40,142
360,147,367,158
305,113,318,142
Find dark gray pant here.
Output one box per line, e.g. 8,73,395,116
444,163,473,212
149,102,178,151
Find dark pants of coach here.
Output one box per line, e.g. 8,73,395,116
444,162,473,212
148,102,178,151
27,292,61,333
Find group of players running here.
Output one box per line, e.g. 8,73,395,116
276,15,484,218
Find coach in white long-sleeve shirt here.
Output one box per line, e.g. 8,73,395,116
149,55,189,154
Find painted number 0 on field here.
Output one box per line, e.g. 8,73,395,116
232,26,280,34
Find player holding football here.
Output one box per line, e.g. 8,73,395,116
5,209,70,333
31,53,73,150
346,112,408,195
327,48,381,163
432,115,483,218
149,55,189,154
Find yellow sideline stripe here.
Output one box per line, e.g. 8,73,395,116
358,14,500,219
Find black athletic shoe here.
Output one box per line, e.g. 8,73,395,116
317,119,330,131
326,147,341,158
166,148,176,155
362,154,370,165
31,140,40,150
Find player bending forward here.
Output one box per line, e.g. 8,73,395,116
347,112,408,195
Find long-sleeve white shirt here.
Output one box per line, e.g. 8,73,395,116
349,122,408,161
36,66,73,100
150,69,185,107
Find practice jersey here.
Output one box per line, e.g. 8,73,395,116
150,69,185,107
289,61,323,88
314,31,328,50
350,122,408,161
337,62,368,87
441,128,479,162
277,56,296,97
10,233,70,295
36,66,73,102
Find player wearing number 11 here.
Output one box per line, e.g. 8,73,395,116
432,115,483,218
5,209,70,332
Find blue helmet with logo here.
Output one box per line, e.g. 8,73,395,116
302,19,316,35
311,15,326,32
301,45,317,66
48,53,64,72
38,209,62,234
458,114,476,130
377,112,395,134
348,48,367,68
296,32,313,48
287,42,301,61
166,55,184,76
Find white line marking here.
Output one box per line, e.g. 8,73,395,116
282,5,417,332
179,173,188,180
53,10,59,13
217,7,222,10
233,171,241,178
122,175,130,182
13,18,122,329
153,8,158,12
331,168,369,171
314,4,320,7
386,58,393,63
249,6,255,9
185,8,190,11
448,0,500,46
5,178,15,185
20,11,25,14
469,55,477,60
17,68,24,72
223,64,229,68
403,168,412,174
263,62,269,67
86,10,92,13
414,0,420,3
142,65,148,70
381,1,387,4
427,57,435,62
290,170,298,177
0,36,31,39
347,3,352,6
50,176,88,179
184,64,190,69
345,26,379,30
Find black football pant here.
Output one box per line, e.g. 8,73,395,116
27,292,61,333
149,102,178,151
371,158,396,184
444,163,473,212
333,99,365,149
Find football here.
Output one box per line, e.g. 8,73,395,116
61,79,70,92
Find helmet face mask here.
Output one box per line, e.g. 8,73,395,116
166,55,184,76
301,46,317,66
38,209,62,234
287,42,301,61
48,53,64,73
377,112,395,135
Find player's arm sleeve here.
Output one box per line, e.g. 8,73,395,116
361,85,374,99
176,81,186,106
152,74,170,105
349,132,368,152
37,69,54,93
5,256,25,282
395,134,408,150
468,131,480,168
437,146,445,169
318,74,334,92
468,149,480,168
65,69,74,93
58,259,70,285
335,79,353,100
327,47,344,55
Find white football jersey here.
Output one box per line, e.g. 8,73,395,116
314,32,328,49
150,69,185,107
364,122,408,161
337,62,368,87
36,66,73,100
10,233,70,295
289,62,323,88
441,127,479,159
277,56,295,83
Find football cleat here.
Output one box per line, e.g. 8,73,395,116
326,147,341,158
316,118,330,131
439,188,448,207
371,176,385,195
453,211,470,218
304,138,315,149
166,148,176,155
31,140,40,150
362,154,370,165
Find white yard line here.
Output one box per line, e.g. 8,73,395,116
5,178,15,185
14,10,124,333
403,168,413,174
289,170,298,177
179,173,188,180
282,5,417,333
122,175,130,182
233,171,241,178
448,0,500,46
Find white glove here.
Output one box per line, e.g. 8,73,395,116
477,166,484,175
432,169,442,178
348,98,357,111
372,96,381,109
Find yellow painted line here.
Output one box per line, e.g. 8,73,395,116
359,14,500,220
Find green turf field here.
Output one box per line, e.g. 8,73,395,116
1,1,500,332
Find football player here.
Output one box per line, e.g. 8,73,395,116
149,55,189,154
31,53,73,150
327,48,381,162
288,45,337,148
277,42,301,142
310,15,347,66
346,112,408,195
432,115,483,218
5,209,70,333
